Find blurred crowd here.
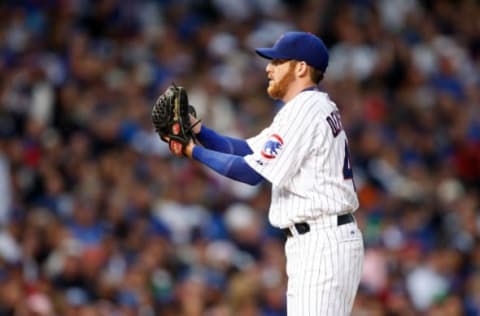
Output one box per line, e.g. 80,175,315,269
0,0,479,315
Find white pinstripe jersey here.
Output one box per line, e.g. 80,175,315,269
244,90,359,228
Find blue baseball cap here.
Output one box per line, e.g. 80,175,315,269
256,32,329,72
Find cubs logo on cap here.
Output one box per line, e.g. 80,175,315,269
261,134,284,159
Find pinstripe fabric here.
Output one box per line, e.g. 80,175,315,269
245,91,358,229
286,221,363,315
244,89,363,315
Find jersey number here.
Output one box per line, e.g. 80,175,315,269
343,141,356,190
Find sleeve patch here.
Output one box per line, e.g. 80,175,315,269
260,134,284,159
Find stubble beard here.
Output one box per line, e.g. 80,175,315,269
267,63,296,100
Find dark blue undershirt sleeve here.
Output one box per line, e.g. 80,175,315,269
192,146,263,185
196,126,253,156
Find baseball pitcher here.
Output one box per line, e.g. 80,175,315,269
153,31,364,316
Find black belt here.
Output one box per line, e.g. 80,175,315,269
282,213,355,237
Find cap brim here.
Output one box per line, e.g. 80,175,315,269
255,48,287,60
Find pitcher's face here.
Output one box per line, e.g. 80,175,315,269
266,59,297,100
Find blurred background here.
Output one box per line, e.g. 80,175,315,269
0,0,479,315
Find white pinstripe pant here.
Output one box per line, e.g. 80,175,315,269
285,221,364,316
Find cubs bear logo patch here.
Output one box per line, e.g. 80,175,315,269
261,134,284,159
